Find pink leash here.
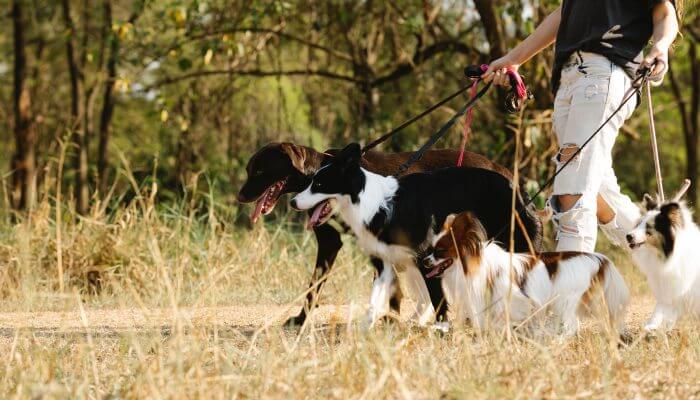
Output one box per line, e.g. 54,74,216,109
456,65,527,167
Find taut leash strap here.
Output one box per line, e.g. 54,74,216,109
361,82,475,154
646,80,665,202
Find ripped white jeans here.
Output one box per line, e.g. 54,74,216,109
550,52,640,252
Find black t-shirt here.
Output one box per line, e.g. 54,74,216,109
552,0,673,93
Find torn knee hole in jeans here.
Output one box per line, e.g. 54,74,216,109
549,194,588,238
554,210,585,237
555,144,581,164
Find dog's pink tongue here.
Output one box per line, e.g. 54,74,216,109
250,197,266,224
307,202,328,230
425,266,442,279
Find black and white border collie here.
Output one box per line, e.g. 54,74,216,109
291,143,541,327
626,194,700,331
424,212,629,335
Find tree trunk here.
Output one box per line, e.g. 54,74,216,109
668,46,699,207
10,0,37,211
61,0,89,214
686,142,698,206
687,43,699,207
473,0,506,61
98,0,117,195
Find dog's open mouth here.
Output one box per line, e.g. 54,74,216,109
425,258,453,279
307,199,336,230
250,180,286,224
628,242,644,250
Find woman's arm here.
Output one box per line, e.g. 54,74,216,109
640,1,679,80
483,6,561,86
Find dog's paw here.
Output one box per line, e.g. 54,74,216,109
430,321,451,334
618,331,634,346
283,312,307,328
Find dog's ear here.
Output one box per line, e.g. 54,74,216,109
337,143,362,167
660,202,685,228
280,143,307,173
642,193,658,211
443,213,457,230
656,202,684,256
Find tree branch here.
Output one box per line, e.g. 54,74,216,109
144,68,361,91
668,59,692,146
371,40,475,87
473,0,506,60
160,26,354,64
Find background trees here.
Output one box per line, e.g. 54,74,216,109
0,0,697,218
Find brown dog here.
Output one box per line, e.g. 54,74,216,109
237,142,538,326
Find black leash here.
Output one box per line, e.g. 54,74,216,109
395,82,493,176
361,82,479,154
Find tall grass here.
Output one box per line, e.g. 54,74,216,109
0,165,699,398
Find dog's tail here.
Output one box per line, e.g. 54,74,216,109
600,257,630,333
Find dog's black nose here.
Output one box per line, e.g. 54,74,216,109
626,234,633,243
290,199,298,210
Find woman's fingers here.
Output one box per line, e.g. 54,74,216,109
482,64,502,82
651,58,667,77
495,69,511,87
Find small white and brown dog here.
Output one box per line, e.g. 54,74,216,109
423,212,629,335
626,192,700,332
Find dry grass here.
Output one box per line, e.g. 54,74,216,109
1,183,700,399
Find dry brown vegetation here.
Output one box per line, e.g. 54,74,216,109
0,186,699,399
2,1,700,398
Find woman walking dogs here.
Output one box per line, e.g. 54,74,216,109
483,1,681,252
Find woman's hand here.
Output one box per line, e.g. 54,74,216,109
640,44,669,82
481,55,520,87
643,1,678,84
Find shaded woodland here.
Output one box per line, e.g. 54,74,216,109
1,0,698,219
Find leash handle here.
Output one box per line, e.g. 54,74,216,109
463,64,489,79
465,64,527,100
465,64,531,113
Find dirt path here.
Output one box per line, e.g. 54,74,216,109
0,297,656,333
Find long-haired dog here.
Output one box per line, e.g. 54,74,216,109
424,212,629,335
626,190,700,331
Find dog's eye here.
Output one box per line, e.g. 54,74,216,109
313,181,322,189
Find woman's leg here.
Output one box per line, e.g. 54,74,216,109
598,167,642,246
550,54,635,252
